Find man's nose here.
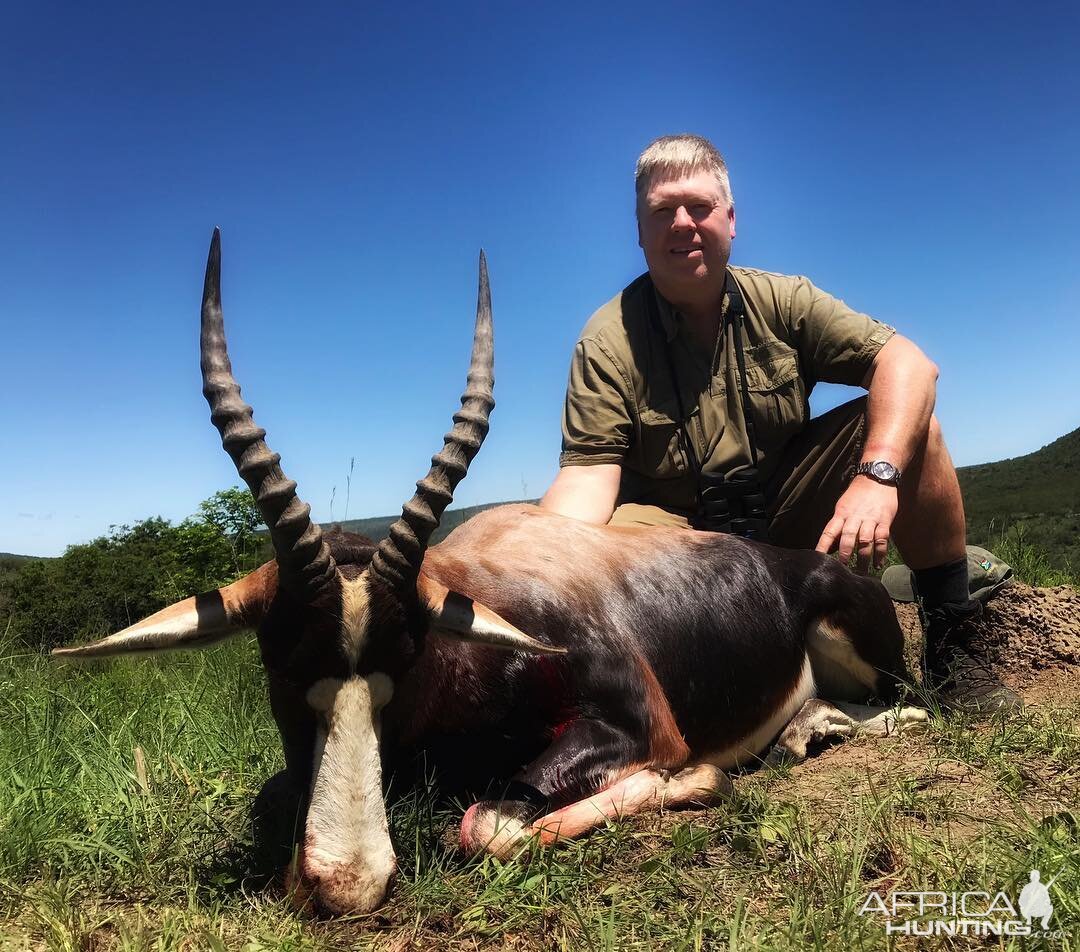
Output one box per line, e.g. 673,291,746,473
671,205,694,229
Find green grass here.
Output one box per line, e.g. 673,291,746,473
991,522,1078,588
2,630,1078,950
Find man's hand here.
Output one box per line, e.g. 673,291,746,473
815,477,899,573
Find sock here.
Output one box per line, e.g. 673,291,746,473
913,557,970,611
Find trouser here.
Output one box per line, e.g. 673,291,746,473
609,397,866,551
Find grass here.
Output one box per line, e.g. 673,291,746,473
1,628,1078,950
992,522,1078,588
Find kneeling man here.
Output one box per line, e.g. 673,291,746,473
540,133,1015,714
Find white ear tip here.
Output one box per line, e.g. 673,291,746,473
50,643,111,659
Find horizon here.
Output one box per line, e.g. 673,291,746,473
3,1,1078,557
3,424,1074,560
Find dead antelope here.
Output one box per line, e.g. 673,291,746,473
55,231,926,916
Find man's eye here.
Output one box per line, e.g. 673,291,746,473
691,204,713,217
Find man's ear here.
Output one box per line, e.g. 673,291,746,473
728,205,736,240
416,572,565,656
52,561,278,658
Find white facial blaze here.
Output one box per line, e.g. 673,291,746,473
339,574,372,664
303,673,395,911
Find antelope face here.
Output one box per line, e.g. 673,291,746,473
263,553,555,916
263,561,420,917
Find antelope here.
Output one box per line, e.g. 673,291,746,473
55,231,927,916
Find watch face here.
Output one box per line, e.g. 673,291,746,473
871,461,897,482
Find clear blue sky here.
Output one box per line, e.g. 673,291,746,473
2,1,1077,557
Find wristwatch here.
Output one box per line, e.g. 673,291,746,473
854,460,902,487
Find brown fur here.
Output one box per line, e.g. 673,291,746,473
221,560,279,628
633,650,690,769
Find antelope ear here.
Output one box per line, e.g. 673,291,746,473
52,561,278,659
417,573,566,656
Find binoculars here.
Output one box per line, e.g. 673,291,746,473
694,469,770,540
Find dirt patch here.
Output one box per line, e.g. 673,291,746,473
895,581,1080,700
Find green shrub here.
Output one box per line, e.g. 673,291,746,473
1,489,266,651
991,521,1078,588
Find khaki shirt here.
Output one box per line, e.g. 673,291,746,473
560,267,895,515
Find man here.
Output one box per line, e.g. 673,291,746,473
540,134,1016,713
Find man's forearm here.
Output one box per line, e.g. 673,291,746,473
860,335,939,470
539,464,622,525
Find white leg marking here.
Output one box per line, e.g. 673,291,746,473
461,764,732,859
765,698,928,766
831,701,929,736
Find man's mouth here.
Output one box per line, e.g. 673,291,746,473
671,246,703,255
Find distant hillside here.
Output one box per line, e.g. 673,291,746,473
5,427,1078,574
324,500,535,547
959,426,1080,573
0,552,41,579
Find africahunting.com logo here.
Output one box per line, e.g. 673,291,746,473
858,869,1064,938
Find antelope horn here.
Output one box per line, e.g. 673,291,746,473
370,251,494,591
200,228,336,600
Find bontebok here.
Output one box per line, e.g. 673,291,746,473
56,231,926,916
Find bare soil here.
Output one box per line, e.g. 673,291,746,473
895,581,1080,701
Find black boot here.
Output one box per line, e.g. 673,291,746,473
922,600,1021,714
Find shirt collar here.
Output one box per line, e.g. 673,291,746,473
650,272,733,344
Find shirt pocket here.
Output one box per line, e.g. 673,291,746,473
741,344,807,453
636,405,690,478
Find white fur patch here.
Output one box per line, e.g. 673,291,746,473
339,575,372,665
765,698,929,766
466,809,531,859
302,674,396,911
807,617,881,699
51,596,231,657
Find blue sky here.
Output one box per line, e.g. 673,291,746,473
2,1,1077,557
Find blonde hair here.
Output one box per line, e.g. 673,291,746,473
635,134,733,210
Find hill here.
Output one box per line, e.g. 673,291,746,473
3,426,1077,574
326,499,534,547
958,426,1080,573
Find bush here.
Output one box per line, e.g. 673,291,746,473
1,489,266,651
992,521,1078,588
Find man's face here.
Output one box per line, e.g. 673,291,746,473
637,169,735,304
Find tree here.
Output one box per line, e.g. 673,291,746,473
196,486,265,576
1,488,267,651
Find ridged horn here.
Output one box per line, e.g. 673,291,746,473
370,251,494,592
200,228,336,600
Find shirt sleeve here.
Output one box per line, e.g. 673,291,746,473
787,277,896,387
559,338,633,466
